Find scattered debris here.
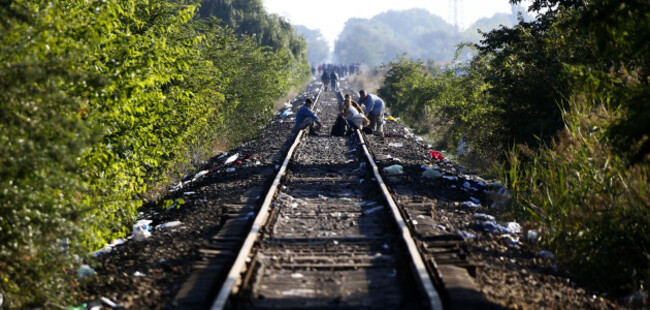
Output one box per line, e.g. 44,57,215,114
479,220,521,235
363,206,383,215
537,250,556,260
132,220,152,241
224,153,239,166
422,169,442,179
457,230,477,239
279,109,293,118
357,201,378,207
499,234,522,248
384,164,403,175
278,193,295,201
192,170,209,182
68,303,87,310
505,222,522,234
100,296,123,309
429,150,444,161
78,264,96,278
353,162,368,174
156,221,182,229
474,213,495,221
91,238,126,256
463,181,479,191
461,201,481,208
133,271,146,277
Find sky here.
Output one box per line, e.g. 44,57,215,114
263,0,531,49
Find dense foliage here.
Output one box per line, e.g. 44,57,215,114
0,0,308,307
379,0,649,295
378,55,503,167
334,7,530,66
503,0,650,294
198,0,310,83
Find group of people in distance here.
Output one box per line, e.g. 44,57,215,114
292,90,385,137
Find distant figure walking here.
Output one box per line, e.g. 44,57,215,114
321,71,330,91
330,71,339,91
358,90,384,136
293,98,322,136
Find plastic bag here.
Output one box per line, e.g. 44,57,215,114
422,169,442,179
384,164,403,175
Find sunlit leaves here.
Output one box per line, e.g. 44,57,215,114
0,0,308,307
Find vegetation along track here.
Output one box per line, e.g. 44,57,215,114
173,81,490,309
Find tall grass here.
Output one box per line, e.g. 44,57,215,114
506,93,650,294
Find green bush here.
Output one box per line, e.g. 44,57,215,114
0,0,308,307
503,0,650,294
506,93,650,294
377,0,650,295
378,55,502,165
1,1,108,305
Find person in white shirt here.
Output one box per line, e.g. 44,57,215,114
341,96,368,130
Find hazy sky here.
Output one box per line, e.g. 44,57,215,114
263,0,531,49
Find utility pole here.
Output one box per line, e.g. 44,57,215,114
448,0,464,31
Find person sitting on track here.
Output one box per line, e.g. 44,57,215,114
342,94,364,114
341,97,368,131
293,98,322,136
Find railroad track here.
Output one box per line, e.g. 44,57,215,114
173,82,486,309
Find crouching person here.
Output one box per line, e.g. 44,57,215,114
358,90,385,136
293,98,322,136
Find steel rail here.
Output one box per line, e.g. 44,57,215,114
357,130,444,310
211,87,442,309
210,87,324,310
